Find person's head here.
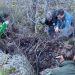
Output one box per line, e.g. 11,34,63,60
46,11,52,21
0,13,9,23
0,16,4,23
57,9,64,19
56,44,75,63
3,13,9,20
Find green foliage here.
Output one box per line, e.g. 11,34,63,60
8,67,16,73
0,67,16,75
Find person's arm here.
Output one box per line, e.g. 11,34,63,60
59,19,72,32
46,72,52,75
54,20,60,32
46,70,54,75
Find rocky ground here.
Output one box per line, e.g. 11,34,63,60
0,50,35,75
0,0,75,75
0,27,75,75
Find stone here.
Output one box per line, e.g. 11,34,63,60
0,50,35,75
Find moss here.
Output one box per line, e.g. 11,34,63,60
0,67,16,75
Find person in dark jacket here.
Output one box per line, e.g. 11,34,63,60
41,10,57,35
46,44,75,75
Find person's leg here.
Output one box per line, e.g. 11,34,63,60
48,26,51,35
48,26,55,36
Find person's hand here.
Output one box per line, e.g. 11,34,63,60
54,26,59,32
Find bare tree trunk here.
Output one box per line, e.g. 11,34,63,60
44,0,49,16
31,0,37,32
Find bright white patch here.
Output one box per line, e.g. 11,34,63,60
5,21,9,25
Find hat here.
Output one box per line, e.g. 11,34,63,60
46,11,52,20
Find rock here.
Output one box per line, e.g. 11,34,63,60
0,50,10,65
3,54,35,75
0,50,35,75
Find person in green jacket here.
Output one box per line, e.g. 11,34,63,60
0,21,9,35
0,15,9,38
47,45,75,75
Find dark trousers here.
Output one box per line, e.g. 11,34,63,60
48,26,55,35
